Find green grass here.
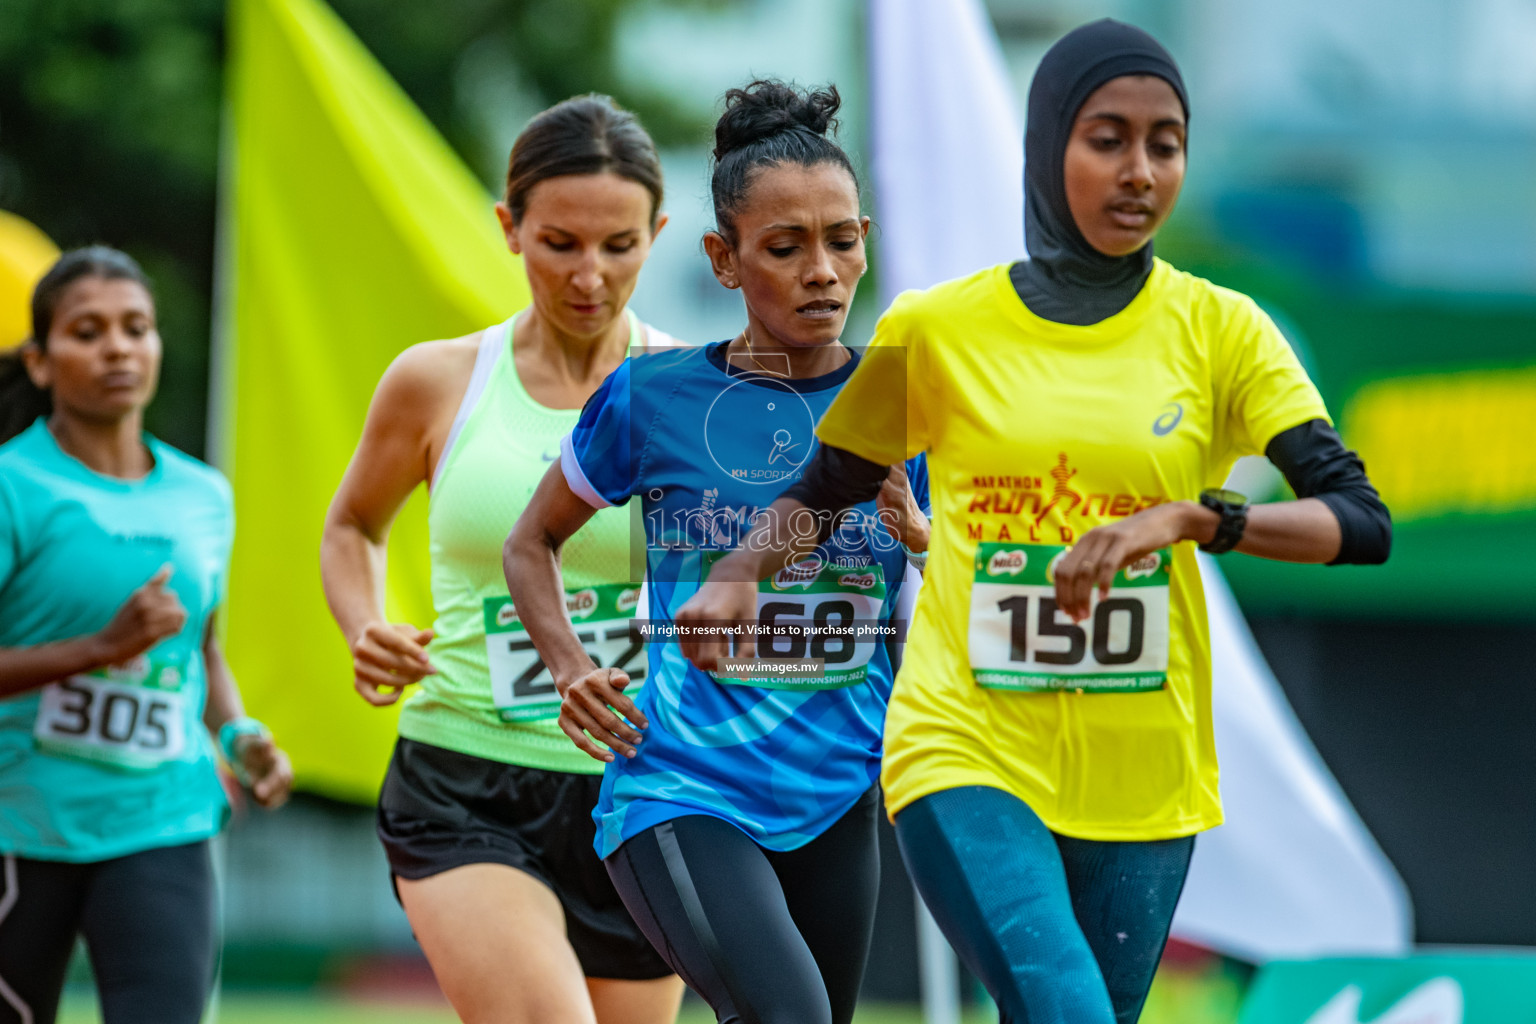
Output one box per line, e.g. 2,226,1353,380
57,958,1242,1023
57,992,997,1024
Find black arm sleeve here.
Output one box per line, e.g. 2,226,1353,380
781,444,891,544
1264,418,1392,565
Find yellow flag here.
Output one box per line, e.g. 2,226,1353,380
216,0,529,801
0,210,60,348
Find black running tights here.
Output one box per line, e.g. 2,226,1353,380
606,788,880,1024
0,841,216,1024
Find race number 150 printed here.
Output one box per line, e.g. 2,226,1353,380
968,542,1170,693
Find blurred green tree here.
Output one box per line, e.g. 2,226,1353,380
0,0,720,455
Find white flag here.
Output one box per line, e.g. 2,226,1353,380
870,0,1025,307
869,0,1411,963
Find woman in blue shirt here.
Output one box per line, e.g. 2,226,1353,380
504,82,930,1024
0,247,293,1024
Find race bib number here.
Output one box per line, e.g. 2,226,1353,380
34,653,190,771
484,584,645,723
968,542,1170,693
711,559,888,691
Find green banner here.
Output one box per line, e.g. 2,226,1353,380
1175,263,1536,621
1239,955,1536,1023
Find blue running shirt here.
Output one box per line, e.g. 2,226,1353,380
562,342,929,857
0,419,233,862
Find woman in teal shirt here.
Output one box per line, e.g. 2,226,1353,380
0,247,293,1024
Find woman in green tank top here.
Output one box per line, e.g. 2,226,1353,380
320,96,683,1024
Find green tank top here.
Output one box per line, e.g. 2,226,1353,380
396,312,672,772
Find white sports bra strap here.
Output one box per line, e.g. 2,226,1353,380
432,318,510,487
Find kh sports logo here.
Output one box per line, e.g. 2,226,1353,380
1302,977,1462,1024
702,374,816,485
767,428,801,466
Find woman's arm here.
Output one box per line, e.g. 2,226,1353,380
320,341,472,706
1264,418,1391,565
201,619,293,808
675,444,927,671
0,565,185,698
503,464,647,762
1052,419,1392,621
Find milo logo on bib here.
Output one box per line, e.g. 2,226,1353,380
483,584,645,723
968,542,1171,693
770,562,821,591
987,548,1028,577
567,589,599,619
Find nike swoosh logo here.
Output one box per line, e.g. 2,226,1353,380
1152,402,1184,436
540,449,560,462
1303,978,1463,1024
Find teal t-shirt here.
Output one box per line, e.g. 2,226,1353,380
0,419,234,862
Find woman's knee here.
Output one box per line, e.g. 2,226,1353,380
400,864,595,1024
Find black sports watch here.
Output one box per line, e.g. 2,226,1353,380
1197,488,1250,554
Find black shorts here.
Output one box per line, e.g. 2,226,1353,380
376,737,670,980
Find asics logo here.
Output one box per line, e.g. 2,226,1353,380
1152,402,1183,436
1303,978,1463,1024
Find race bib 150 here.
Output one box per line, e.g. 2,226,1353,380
484,584,644,723
968,542,1170,693
34,652,191,771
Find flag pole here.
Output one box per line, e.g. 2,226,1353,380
206,1,241,477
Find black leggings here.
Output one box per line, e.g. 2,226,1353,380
0,841,216,1024
606,788,881,1024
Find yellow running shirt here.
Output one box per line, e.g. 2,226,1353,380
815,259,1329,840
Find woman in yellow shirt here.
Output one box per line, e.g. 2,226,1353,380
675,19,1390,1024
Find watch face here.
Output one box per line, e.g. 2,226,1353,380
1207,488,1249,506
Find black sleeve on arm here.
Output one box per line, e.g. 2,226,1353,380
1264,418,1392,565
781,444,891,544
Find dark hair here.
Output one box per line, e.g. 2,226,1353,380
0,246,153,444
504,94,664,228
710,80,858,245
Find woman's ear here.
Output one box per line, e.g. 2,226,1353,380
20,342,49,390
495,202,521,255
703,231,740,290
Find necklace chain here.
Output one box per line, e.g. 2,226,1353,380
740,327,789,378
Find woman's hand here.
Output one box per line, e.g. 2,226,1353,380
875,465,930,554
349,621,436,706
236,732,295,809
557,666,649,763
1053,501,1210,622
675,566,760,672
93,565,187,665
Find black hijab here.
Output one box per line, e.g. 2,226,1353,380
1010,19,1189,326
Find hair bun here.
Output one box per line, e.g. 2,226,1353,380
713,80,841,162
